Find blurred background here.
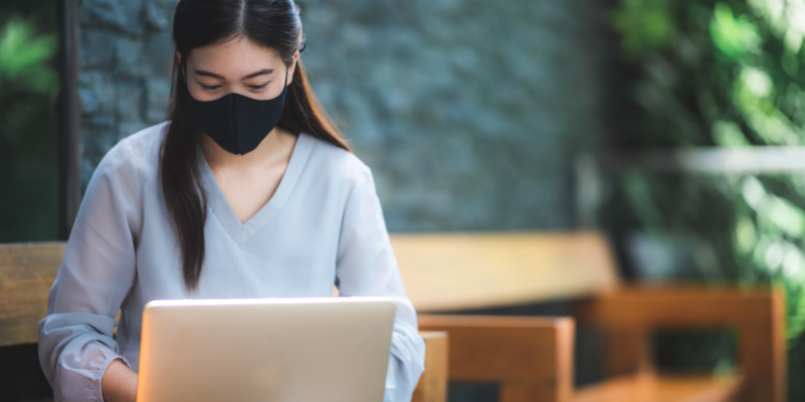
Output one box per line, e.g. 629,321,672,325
2,0,805,401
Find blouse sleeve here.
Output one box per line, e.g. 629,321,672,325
335,164,426,402
37,138,141,402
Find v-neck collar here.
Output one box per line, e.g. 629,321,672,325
198,132,314,245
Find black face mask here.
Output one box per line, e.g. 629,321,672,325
185,66,289,155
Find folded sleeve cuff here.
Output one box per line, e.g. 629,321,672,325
95,354,131,402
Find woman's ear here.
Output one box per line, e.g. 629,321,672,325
287,52,299,86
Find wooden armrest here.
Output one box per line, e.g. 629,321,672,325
412,331,448,402
575,286,785,402
575,286,783,328
418,314,574,402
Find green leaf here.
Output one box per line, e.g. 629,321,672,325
710,3,761,60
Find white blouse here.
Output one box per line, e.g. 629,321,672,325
37,121,426,402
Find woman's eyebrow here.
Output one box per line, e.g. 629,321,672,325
194,69,225,79
242,69,273,80
192,69,274,80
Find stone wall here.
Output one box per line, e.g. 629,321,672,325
78,0,611,232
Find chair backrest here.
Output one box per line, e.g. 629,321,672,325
418,315,575,402
0,242,66,347
390,231,620,312
4,233,620,324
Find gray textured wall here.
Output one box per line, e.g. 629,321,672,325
78,0,609,232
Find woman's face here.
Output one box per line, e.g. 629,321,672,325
181,37,297,102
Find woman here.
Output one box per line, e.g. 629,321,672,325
37,1,426,401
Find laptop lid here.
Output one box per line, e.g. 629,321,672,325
136,297,396,402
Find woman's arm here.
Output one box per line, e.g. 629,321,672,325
102,360,138,402
335,164,426,402
37,137,142,402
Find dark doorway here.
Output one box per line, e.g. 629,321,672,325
0,0,79,243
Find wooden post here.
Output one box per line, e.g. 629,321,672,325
603,326,653,377
412,332,448,402
736,290,786,402
58,0,82,238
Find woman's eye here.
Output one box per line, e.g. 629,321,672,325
249,82,269,90
201,84,221,91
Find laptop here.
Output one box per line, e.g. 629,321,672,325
136,297,396,402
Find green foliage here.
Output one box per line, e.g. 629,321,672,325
610,1,805,398
0,19,58,95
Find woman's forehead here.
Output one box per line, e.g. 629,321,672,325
189,37,282,77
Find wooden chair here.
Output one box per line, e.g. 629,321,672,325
0,243,447,402
393,231,785,402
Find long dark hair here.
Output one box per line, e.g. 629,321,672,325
161,0,349,291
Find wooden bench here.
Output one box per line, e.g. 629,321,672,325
0,243,447,402
393,231,785,402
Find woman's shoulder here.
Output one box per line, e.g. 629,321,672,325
94,121,169,184
123,120,170,165
302,132,371,184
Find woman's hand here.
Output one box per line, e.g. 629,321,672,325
101,359,138,402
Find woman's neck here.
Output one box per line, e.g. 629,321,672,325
200,126,297,172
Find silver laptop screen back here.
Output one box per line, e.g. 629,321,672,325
136,297,396,402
